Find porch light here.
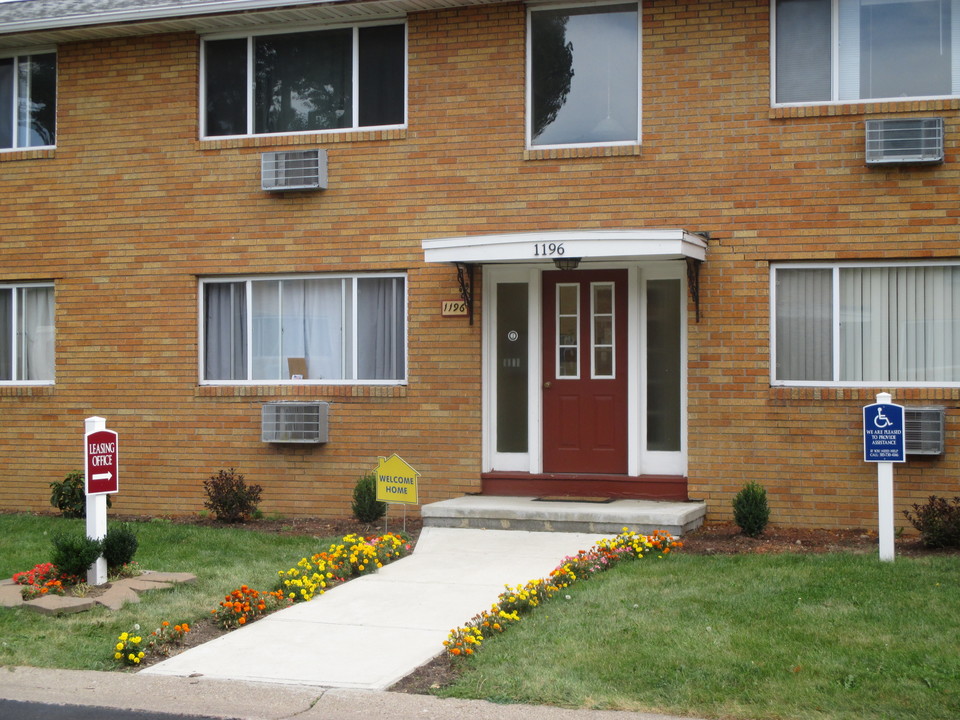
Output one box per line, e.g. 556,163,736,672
553,257,581,270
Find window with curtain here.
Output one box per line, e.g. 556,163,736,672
774,0,960,104
0,284,55,383
202,23,405,138
773,264,960,384
202,275,405,383
528,3,639,147
0,51,56,150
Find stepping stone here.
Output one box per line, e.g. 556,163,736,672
24,595,95,615
139,571,196,585
95,584,141,611
114,577,173,592
0,583,25,607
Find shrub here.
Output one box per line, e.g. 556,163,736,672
903,496,960,548
203,468,262,523
51,531,103,579
732,481,770,538
49,471,111,518
351,472,386,523
102,523,139,571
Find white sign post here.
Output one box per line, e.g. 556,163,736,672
84,416,118,585
862,393,905,562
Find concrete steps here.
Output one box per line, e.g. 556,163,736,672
421,495,706,537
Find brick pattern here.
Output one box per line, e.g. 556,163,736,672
0,1,958,527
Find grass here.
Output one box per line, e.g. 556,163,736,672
437,552,960,720
3,514,959,720
0,513,325,671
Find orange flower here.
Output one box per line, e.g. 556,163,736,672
238,616,247,625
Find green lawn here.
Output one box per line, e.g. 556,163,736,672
2,514,958,720
438,552,960,720
0,513,323,670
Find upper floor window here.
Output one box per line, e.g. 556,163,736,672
202,274,406,383
528,3,639,148
775,0,960,104
773,263,960,385
0,284,54,383
202,23,405,138
0,52,56,149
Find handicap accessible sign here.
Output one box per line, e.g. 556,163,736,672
863,402,905,463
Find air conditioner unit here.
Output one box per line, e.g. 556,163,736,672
261,402,329,443
904,406,945,455
865,118,944,166
261,149,327,191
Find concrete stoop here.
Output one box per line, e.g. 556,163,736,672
421,496,706,537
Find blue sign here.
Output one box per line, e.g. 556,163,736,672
863,402,906,463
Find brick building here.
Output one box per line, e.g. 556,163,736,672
1,0,957,528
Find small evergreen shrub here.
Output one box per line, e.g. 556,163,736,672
732,481,770,538
203,468,262,523
903,496,960,548
102,523,139,570
352,472,386,523
49,471,111,518
51,531,103,578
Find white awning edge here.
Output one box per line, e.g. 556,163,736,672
421,229,707,264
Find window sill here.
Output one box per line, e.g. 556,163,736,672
524,143,641,161
198,128,406,150
0,148,55,162
770,386,960,403
196,384,407,399
770,98,960,120
0,384,55,397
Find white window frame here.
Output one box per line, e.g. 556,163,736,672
0,282,55,385
0,48,56,151
199,21,408,140
525,2,642,149
199,273,407,385
771,260,960,387
771,0,960,107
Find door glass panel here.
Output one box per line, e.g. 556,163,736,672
647,279,681,451
557,284,579,377
497,283,528,453
592,283,614,378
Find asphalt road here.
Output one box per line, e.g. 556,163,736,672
0,699,229,720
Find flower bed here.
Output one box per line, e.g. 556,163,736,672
444,528,681,657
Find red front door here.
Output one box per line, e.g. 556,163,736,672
542,269,628,474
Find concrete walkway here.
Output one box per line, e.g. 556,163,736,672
142,527,616,690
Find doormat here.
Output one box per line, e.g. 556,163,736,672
534,496,615,504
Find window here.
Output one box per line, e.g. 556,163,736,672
0,52,56,149
773,263,960,385
202,23,405,138
202,275,406,383
0,284,54,383
528,3,639,147
775,0,960,104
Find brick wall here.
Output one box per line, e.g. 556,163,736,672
0,1,957,527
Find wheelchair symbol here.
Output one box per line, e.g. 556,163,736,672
873,407,893,429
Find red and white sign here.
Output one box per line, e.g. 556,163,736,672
85,428,119,495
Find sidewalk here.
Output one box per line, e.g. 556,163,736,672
141,527,611,689
0,666,709,720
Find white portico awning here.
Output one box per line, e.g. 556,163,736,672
421,229,708,264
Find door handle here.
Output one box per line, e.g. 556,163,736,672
543,381,552,389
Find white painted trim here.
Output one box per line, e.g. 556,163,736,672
423,229,707,264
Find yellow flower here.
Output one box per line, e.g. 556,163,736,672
114,652,122,660
116,643,124,651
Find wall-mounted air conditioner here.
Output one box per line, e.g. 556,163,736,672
261,401,329,444
865,118,944,166
261,149,328,191
904,406,945,455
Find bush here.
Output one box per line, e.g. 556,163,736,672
51,531,103,579
49,471,111,519
203,468,262,523
351,472,386,523
903,496,960,548
732,481,770,538
102,523,139,570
